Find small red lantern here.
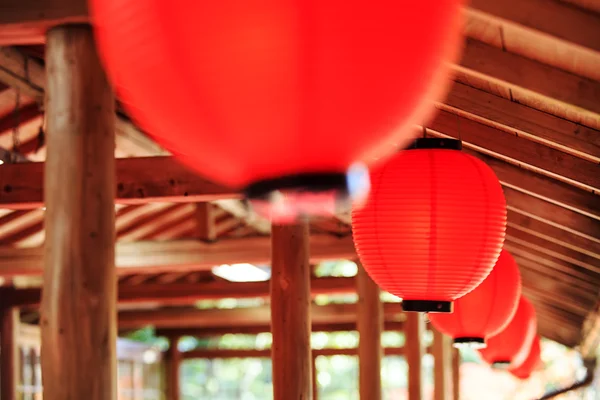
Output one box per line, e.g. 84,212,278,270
352,138,507,312
90,1,464,220
509,336,542,380
429,250,521,347
479,296,537,368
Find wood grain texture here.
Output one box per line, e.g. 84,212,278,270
433,328,453,400
8,276,357,307
405,313,425,400
0,306,19,400
0,235,356,277
40,25,116,400
270,222,312,400
165,336,181,400
356,265,383,400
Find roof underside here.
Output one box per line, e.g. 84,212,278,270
0,0,598,350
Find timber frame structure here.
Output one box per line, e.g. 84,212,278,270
0,0,599,399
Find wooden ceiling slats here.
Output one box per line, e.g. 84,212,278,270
428,110,600,190
507,210,600,259
506,228,599,274
469,0,600,54
504,189,600,240
456,38,600,129
443,83,600,161
0,1,599,350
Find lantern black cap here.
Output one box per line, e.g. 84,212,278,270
402,300,453,313
244,172,349,200
492,361,511,369
407,138,462,151
453,337,486,349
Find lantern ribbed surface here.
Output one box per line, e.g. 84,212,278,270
479,296,537,368
509,336,541,380
352,142,507,311
90,1,464,190
429,250,521,346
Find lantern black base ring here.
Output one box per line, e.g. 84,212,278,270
492,361,511,369
402,300,453,313
407,137,462,151
453,337,486,349
244,173,350,200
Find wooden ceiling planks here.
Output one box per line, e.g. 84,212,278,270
0,0,597,350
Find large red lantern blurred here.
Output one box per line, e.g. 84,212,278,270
479,296,537,367
90,1,464,219
429,250,521,347
509,336,542,380
352,138,507,312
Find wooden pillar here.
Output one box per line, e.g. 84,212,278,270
452,348,460,400
40,25,116,400
356,265,383,400
433,328,453,400
165,336,181,400
0,306,19,400
271,222,312,400
405,313,425,400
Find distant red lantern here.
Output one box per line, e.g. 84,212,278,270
352,138,507,312
90,1,464,220
479,296,537,368
509,336,542,380
429,250,521,347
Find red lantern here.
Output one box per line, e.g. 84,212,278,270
479,296,537,368
90,1,464,219
352,138,507,312
429,250,521,347
509,336,542,380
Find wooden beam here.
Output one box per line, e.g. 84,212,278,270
0,156,237,210
0,46,164,156
0,1,87,45
0,305,19,400
457,38,600,128
182,346,411,360
155,320,407,339
119,302,405,330
165,335,181,400
406,313,425,400
7,276,357,307
468,0,600,54
356,265,383,400
443,82,600,160
270,222,312,400
427,108,600,191
40,25,116,400
433,328,453,400
0,234,356,277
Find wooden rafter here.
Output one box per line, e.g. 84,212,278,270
5,276,356,307
0,235,356,277
118,302,405,330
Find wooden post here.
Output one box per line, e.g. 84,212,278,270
0,306,19,400
271,222,312,400
356,264,383,400
165,336,181,400
452,348,460,400
433,328,453,400
40,25,116,400
405,313,425,400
